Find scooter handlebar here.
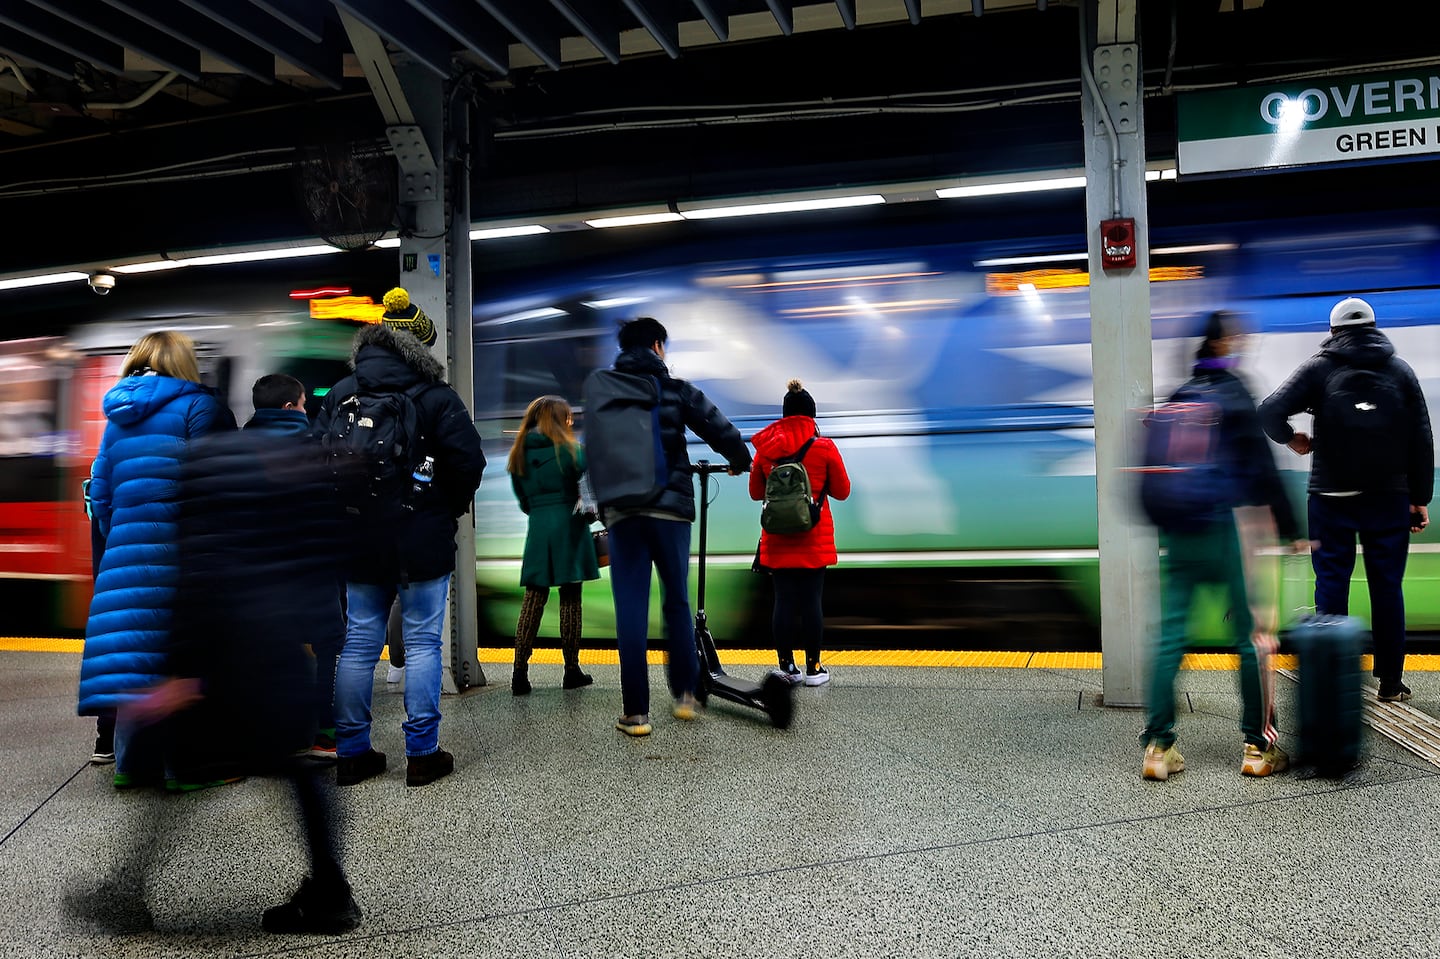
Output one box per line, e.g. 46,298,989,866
691,460,741,476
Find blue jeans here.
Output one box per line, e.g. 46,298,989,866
334,576,449,759
1309,492,1412,684
608,515,699,717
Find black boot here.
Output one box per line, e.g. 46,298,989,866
511,665,531,696
262,876,361,934
562,666,593,689
335,748,385,787
406,748,454,787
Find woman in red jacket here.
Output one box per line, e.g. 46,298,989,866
749,380,852,685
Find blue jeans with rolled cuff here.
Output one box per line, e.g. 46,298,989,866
334,576,449,759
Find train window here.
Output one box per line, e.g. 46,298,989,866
487,330,611,420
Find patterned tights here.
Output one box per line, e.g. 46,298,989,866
514,583,583,668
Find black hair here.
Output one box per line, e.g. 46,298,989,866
252,373,305,410
618,316,668,351
1194,310,1244,361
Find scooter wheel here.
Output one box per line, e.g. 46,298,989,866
760,670,794,730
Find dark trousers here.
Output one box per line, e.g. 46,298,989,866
772,568,826,668
607,515,698,717
1309,492,1412,684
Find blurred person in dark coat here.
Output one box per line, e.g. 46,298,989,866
165,373,358,933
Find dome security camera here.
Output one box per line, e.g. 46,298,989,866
89,273,115,295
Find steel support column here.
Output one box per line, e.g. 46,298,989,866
342,9,485,691
1080,0,1155,707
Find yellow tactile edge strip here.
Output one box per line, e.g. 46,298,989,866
8,637,1438,672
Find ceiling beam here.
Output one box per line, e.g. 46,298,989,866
175,0,343,88
689,0,729,42
765,0,795,35
29,0,202,80
476,1,561,72
0,30,74,81
331,0,452,79
401,0,509,76
0,2,126,74
621,0,681,59
103,0,276,83
548,0,621,65
246,0,327,45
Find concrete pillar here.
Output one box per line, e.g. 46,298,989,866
1080,0,1156,707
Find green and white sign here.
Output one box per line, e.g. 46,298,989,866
1177,68,1440,175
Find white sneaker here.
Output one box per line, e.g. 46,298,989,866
803,664,830,686
386,665,405,684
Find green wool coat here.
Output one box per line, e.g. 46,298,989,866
511,433,600,588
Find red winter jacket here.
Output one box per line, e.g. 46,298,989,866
749,415,851,569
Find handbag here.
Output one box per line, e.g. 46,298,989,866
592,529,610,568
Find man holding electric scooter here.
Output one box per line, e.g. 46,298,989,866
584,317,751,738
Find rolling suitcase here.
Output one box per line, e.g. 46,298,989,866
1288,614,1364,777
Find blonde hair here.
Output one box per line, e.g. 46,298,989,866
507,395,579,476
120,331,201,383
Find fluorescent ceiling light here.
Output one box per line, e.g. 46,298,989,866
936,176,1086,199
679,194,885,220
470,225,548,240
373,237,402,248
0,271,87,291
585,212,684,229
176,245,341,268
112,260,184,274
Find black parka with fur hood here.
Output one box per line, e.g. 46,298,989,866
313,323,486,584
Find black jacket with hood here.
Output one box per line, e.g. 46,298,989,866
607,345,751,522
1258,326,1433,505
314,323,487,584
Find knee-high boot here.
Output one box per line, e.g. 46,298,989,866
513,588,547,695
559,583,592,689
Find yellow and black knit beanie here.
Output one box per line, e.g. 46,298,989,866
381,287,438,347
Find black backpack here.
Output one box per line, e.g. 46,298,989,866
761,436,823,535
321,382,428,513
1137,380,1235,533
1318,361,1410,490
582,368,667,509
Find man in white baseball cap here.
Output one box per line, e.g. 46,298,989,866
1259,296,1433,702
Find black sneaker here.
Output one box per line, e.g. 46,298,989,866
804,664,830,687
1378,682,1413,703
335,748,386,787
90,738,116,765
777,662,804,686
262,877,361,935
406,748,454,787
511,666,531,696
562,666,594,689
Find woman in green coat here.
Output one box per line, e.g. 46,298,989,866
507,395,600,695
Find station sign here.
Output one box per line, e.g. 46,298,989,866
1177,67,1440,175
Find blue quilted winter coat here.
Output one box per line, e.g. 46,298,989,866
78,373,231,715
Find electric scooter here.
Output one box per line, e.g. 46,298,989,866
691,461,794,729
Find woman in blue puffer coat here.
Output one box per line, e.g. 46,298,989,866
78,331,233,788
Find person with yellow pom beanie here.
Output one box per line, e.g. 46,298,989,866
380,287,437,348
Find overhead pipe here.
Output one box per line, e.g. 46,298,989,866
1078,2,1122,218
85,71,179,112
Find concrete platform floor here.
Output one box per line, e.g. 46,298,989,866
3,650,1439,959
